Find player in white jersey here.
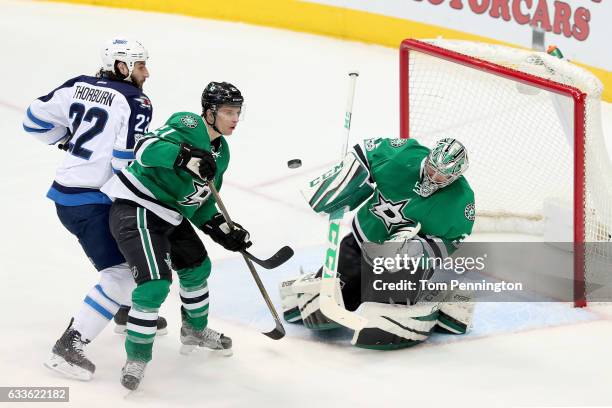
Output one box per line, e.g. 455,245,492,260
22,38,163,381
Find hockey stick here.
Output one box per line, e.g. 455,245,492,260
242,246,294,270
207,181,286,340
157,137,293,269
318,72,368,331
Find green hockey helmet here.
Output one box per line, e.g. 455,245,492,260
418,138,469,197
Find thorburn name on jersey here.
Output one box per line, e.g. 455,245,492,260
73,85,116,107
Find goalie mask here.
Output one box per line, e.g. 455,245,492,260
417,138,469,197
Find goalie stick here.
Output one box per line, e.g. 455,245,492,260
207,181,286,340
318,72,368,331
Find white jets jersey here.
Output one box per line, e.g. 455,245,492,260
23,75,153,205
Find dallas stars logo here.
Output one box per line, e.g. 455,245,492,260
180,180,211,206
180,115,198,128
464,203,476,221
390,138,407,148
369,193,413,232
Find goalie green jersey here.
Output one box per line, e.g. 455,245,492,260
351,138,475,255
101,111,229,227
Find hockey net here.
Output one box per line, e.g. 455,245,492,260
400,39,611,306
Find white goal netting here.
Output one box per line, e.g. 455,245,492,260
402,39,611,304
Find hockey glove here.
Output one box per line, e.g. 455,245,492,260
174,143,217,180
201,213,252,252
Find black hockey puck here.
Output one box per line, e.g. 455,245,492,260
287,159,302,169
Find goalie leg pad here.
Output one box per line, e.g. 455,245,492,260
279,277,302,324
435,290,475,335
279,233,361,325
351,302,439,350
293,272,344,330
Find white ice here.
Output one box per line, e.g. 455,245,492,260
1,1,611,406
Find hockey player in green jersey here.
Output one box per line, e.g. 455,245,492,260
280,137,475,349
101,82,251,390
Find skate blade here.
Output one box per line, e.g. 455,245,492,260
156,327,168,336
179,343,232,356
123,387,144,399
44,355,93,381
179,344,197,355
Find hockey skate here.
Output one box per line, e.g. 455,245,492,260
120,359,147,391
179,309,232,356
44,318,95,381
113,305,168,335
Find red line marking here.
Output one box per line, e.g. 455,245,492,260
0,100,24,112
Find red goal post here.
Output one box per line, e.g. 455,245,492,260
399,39,609,307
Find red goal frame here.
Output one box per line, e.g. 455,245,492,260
399,39,587,307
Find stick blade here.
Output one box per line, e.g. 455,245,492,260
266,246,294,268
243,246,294,269
263,322,286,340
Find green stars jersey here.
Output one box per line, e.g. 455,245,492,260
350,138,475,256
101,111,229,227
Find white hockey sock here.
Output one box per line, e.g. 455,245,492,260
73,284,121,342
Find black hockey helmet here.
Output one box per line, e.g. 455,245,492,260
201,82,243,114
201,82,244,134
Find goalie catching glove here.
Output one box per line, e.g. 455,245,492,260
174,143,217,180
201,213,252,252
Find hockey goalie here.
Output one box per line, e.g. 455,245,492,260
280,137,476,349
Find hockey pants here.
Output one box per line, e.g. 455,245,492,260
109,199,212,362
